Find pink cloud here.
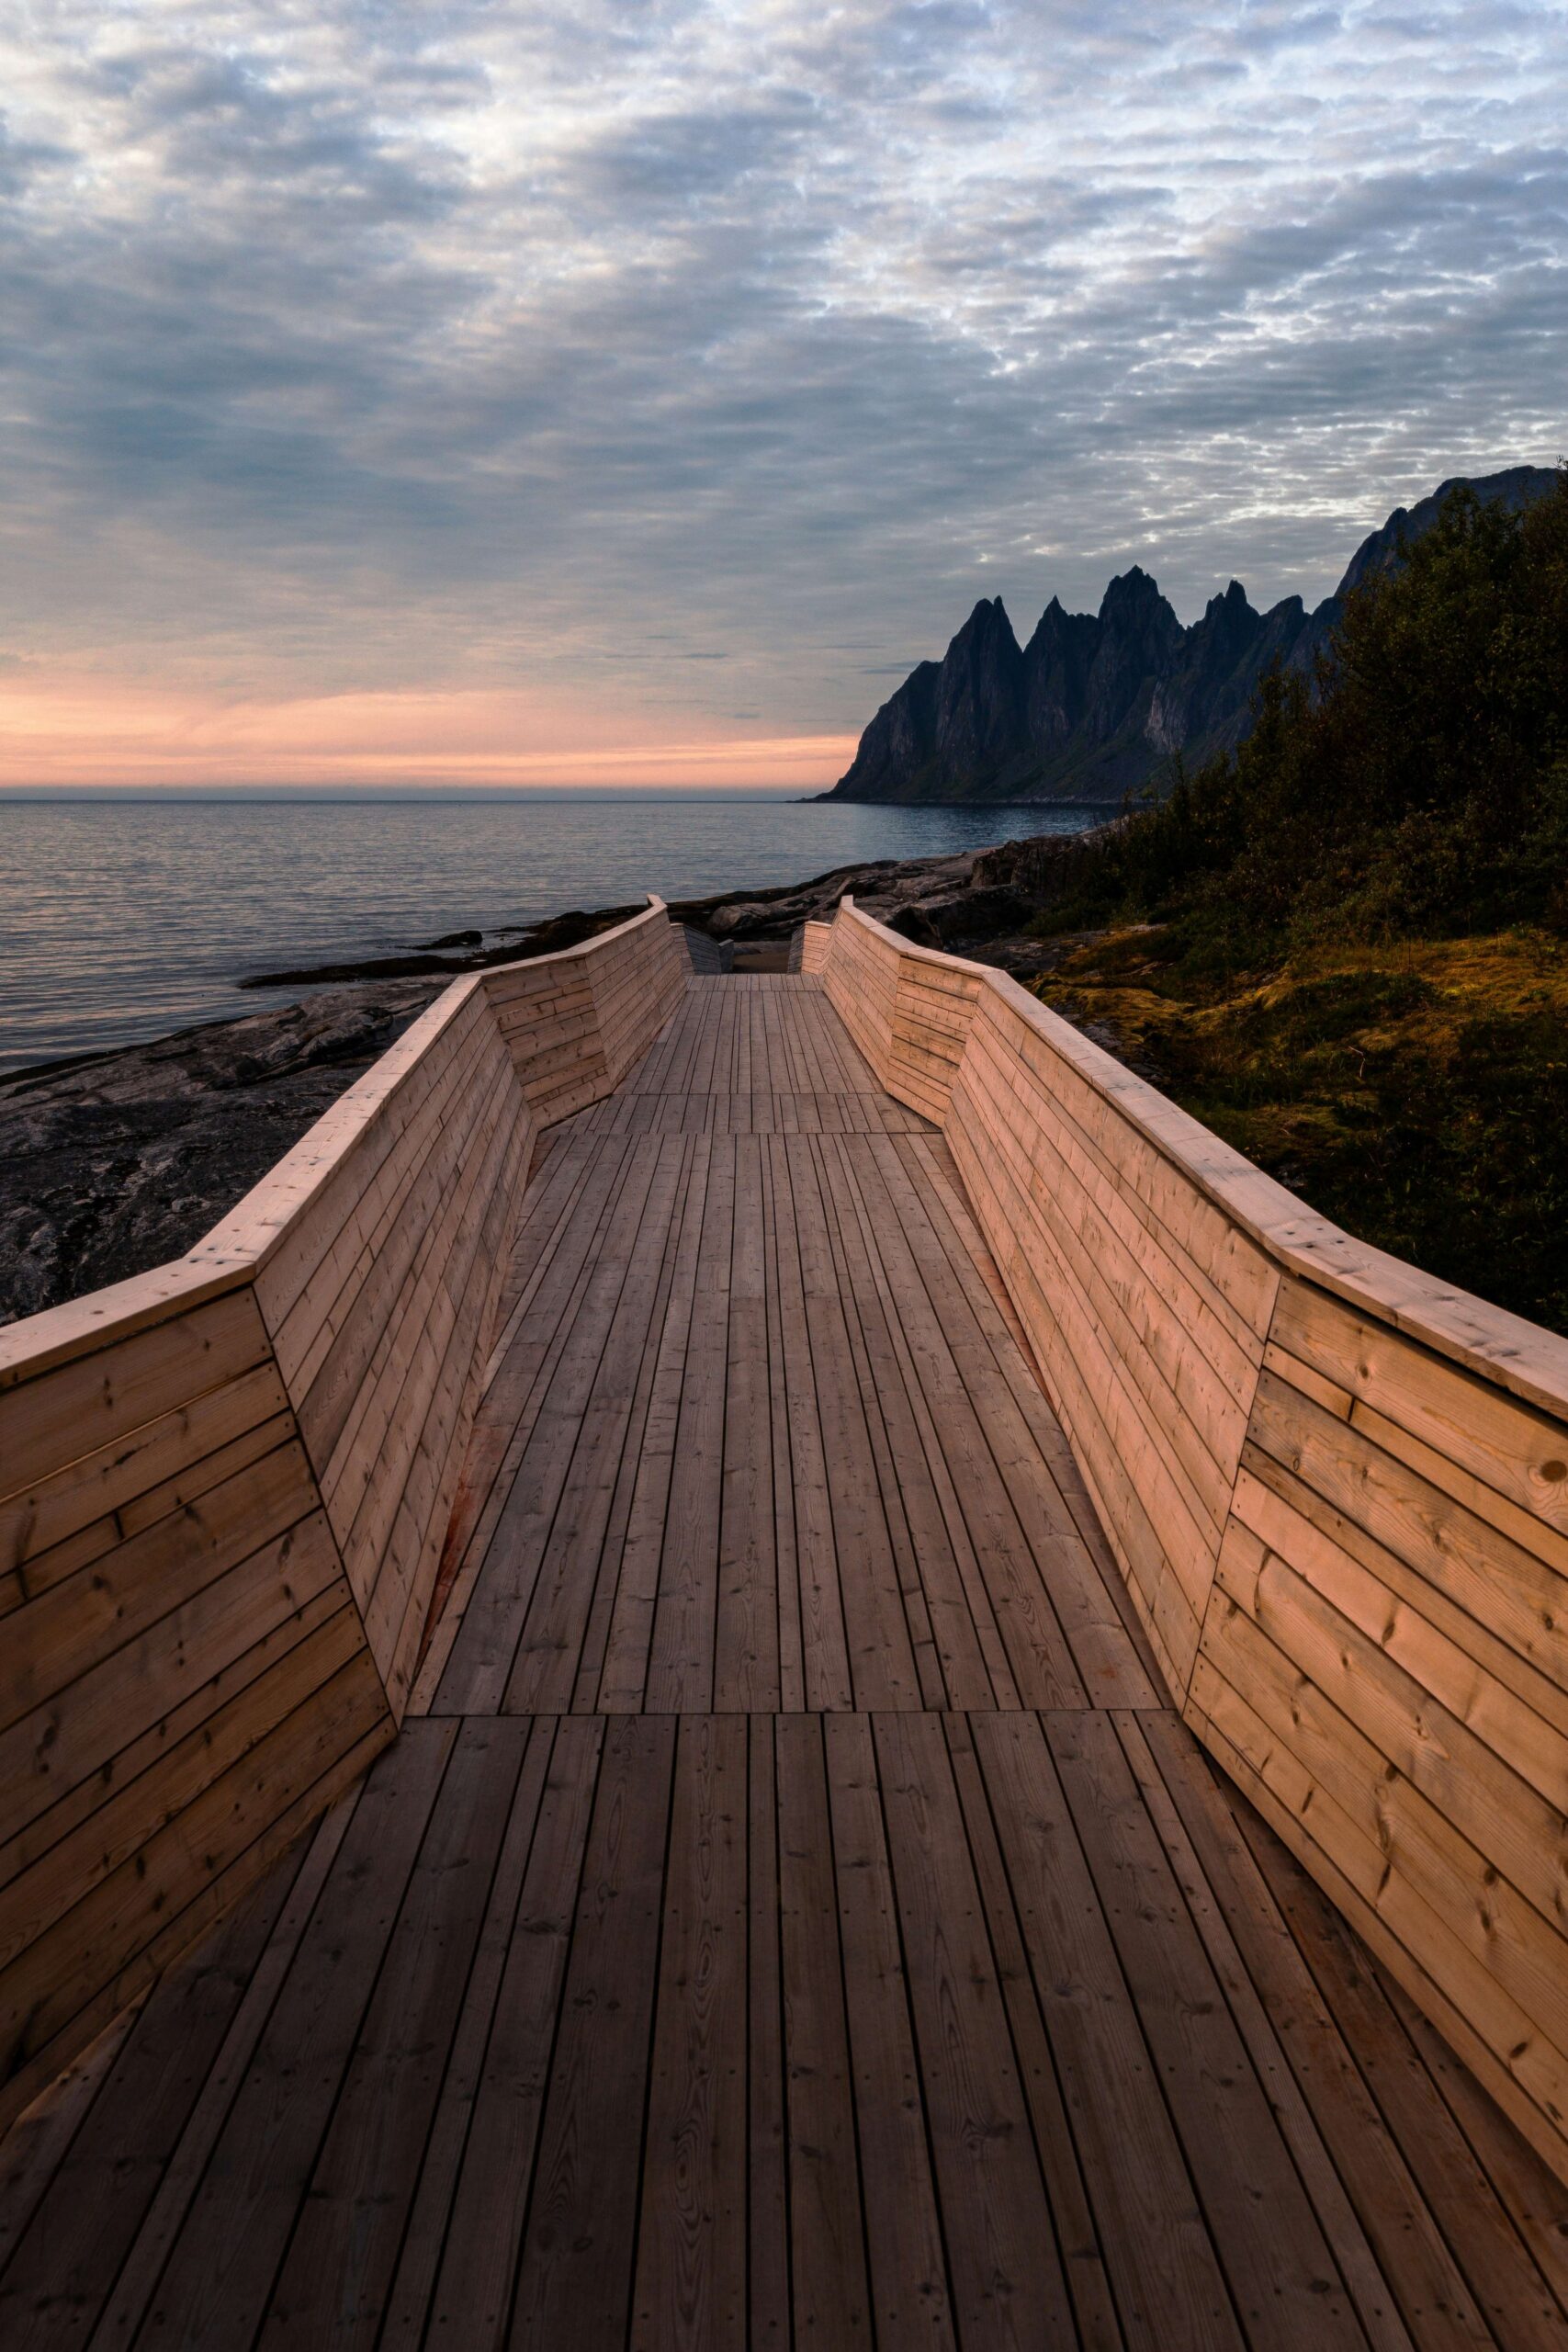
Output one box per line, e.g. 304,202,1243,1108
0,676,854,789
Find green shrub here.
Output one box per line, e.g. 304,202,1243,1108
1032,469,1568,964
1026,470,1568,1328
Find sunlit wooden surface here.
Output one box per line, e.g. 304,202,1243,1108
3,978,1565,2351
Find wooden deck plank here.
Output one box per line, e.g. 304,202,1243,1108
1234,1799,1568,2352
6,978,1568,2349
1134,1711,1477,2352
416,979,1147,1724
1044,1706,1372,2350
411,1136,644,1713
764,1136,853,1710
970,1707,1247,2347
785,1137,922,1710
433,1141,668,1711
838,1133,1088,1712
714,1137,780,1710
511,1714,675,2348
644,1147,733,1711
745,1719,792,2351
418,1715,603,2346
125,1721,456,2349
378,1715,558,2346
262,1719,525,2345
632,1715,749,2349
863,1132,1158,1708
820,1137,1018,1713
4,1702,1566,2347
503,1136,689,1713
822,1713,955,2349
942,1712,1127,2349
874,1709,1078,2347
760,1140,807,1713
598,1142,716,1712
0,1859,303,2351
570,1146,698,1713
774,1715,872,2346
808,1134,946,1709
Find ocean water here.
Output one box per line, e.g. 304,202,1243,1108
0,797,1101,1074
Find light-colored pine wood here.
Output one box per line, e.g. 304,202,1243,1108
0,899,692,2134
8,876,1568,2194
817,893,1568,2183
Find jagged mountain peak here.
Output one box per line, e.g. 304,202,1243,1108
1332,464,1553,598
959,588,1020,625
1098,563,1167,611
829,465,1558,807
950,594,1021,646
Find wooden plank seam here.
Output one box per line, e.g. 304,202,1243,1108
818,894,1568,2189
0,904,691,2140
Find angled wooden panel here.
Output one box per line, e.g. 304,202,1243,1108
819,896,1568,2183
1196,1272,1568,2180
821,900,1276,1698
0,1280,391,2135
0,895,688,2135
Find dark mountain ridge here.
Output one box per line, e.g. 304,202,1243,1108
826,466,1556,805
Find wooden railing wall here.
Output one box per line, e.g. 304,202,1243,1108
0,898,686,2132
798,919,832,975
818,896,1568,2183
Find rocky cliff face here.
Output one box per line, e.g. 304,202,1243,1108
0,981,443,1326
829,466,1557,804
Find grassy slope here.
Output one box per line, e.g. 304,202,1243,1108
1023,473,1568,1334
1036,926,1568,1331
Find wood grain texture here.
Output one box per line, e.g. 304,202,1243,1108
6,1705,1565,2346
819,899,1279,1697
818,898,1568,2185
1195,1276,1568,2182
0,901,692,2139
0,1282,391,2135
6,965,1568,2341
422,985,1153,1720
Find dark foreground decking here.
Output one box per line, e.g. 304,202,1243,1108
3,978,1566,2350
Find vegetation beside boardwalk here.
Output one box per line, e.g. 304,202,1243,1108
1027,472,1568,1332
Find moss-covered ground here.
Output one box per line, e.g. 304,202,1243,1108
1034,924,1568,1332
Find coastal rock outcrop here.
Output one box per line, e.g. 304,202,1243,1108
828,466,1557,805
1,840,1098,1323
0,981,441,1324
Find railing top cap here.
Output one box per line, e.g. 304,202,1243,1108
832,897,1568,1424
0,895,680,1389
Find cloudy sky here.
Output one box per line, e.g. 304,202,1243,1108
1,0,1562,787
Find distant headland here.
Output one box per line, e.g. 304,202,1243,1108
825,465,1557,806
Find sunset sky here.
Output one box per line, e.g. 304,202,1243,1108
2,0,1563,791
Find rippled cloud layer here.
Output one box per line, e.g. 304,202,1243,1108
2,0,1562,778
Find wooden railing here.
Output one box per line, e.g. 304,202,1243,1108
817,896,1568,2184
0,899,687,2131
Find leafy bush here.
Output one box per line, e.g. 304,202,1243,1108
1033,469,1568,959
1028,470,1568,1328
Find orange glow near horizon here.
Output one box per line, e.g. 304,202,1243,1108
0,677,856,791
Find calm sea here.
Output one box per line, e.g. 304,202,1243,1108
0,797,1100,1074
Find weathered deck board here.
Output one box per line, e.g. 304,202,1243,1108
423,982,1156,1718
7,1709,1568,2349
3,978,1565,2349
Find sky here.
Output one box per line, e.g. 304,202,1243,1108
1,0,1563,790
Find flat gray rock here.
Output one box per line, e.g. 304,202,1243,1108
0,979,441,1327
2,827,1108,1328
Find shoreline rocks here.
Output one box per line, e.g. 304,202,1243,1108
0,980,443,1325
239,901,646,989
0,830,1103,1326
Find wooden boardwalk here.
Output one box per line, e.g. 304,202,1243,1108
4,978,1566,2350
